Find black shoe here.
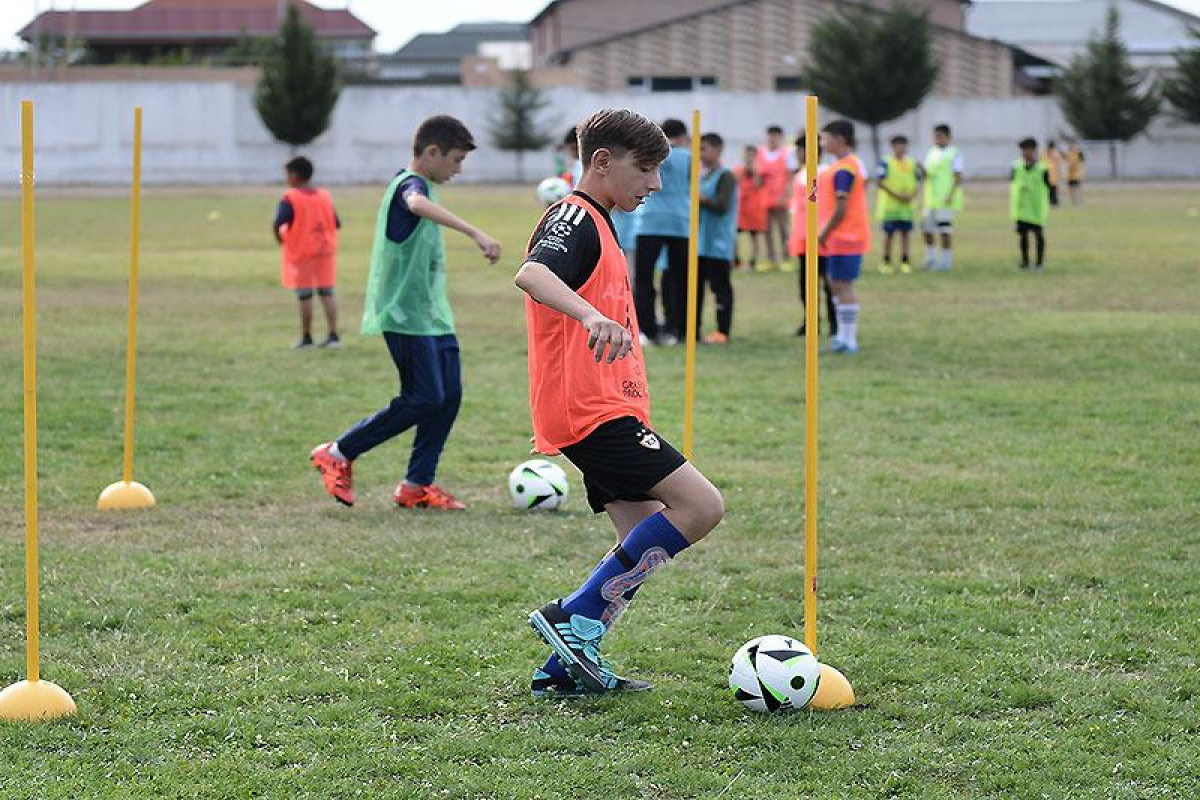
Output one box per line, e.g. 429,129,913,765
1020,262,1030,270
318,333,341,349
796,324,805,337
293,335,314,350
529,601,639,693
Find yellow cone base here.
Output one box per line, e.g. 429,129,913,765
97,480,155,510
0,680,77,722
810,663,855,710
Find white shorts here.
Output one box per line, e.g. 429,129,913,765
922,209,955,234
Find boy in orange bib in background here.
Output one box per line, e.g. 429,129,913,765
816,120,871,354
275,156,341,349
732,145,767,270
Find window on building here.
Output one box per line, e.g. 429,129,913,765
627,76,718,92
775,75,804,91
650,76,694,92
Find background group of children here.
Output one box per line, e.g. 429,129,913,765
279,118,1089,362
278,113,1088,509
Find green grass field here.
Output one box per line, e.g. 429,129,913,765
1,180,1198,798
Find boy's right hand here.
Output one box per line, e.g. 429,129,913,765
581,313,632,364
474,232,501,264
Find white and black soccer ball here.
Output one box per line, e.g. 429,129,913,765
508,459,569,511
536,176,571,207
729,634,822,713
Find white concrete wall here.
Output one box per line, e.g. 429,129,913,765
1,81,1197,184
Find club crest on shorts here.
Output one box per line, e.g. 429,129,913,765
638,429,660,450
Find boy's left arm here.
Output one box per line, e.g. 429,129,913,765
699,171,736,212
946,154,964,206
273,198,292,245
407,193,501,263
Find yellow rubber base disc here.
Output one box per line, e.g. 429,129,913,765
810,663,855,710
0,680,77,722
97,480,156,510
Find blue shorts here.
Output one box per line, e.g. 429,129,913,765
826,254,863,282
882,220,913,234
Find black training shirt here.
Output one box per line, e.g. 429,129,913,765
526,192,620,291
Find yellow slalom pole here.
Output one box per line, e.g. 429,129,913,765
98,107,155,510
803,95,854,710
803,96,820,655
0,100,77,722
682,109,701,459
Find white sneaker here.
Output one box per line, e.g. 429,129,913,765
638,333,651,347
658,333,678,346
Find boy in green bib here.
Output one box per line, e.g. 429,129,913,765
875,134,918,274
311,115,501,509
921,123,964,272
1011,137,1051,271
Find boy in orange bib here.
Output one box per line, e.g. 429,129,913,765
816,120,871,354
515,109,725,697
275,156,341,349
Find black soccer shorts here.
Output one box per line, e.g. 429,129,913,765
559,416,687,513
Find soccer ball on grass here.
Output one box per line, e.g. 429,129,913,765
508,459,569,511
729,634,822,713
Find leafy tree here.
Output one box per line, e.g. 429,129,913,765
490,70,552,182
254,4,341,150
1057,6,1159,177
1162,27,1200,125
801,4,939,164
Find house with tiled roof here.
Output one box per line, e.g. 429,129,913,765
18,0,375,65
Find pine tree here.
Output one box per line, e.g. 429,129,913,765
1162,27,1200,125
1057,6,1159,177
801,4,939,164
490,70,552,182
254,4,341,150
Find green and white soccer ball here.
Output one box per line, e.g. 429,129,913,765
536,176,571,207
729,634,821,713
508,459,569,511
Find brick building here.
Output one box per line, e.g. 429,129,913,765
530,0,1035,96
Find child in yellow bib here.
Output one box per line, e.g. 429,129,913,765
1011,137,1051,271
875,135,918,274
921,123,964,272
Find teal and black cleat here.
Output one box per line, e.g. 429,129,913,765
528,601,651,694
529,601,613,692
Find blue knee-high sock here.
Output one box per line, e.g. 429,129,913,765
561,512,690,622
542,513,688,679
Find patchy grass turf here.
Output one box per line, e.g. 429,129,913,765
1,180,1198,798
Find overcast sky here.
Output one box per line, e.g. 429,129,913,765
2,0,1198,53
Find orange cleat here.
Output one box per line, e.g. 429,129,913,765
311,443,354,506
703,331,729,345
394,483,466,510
